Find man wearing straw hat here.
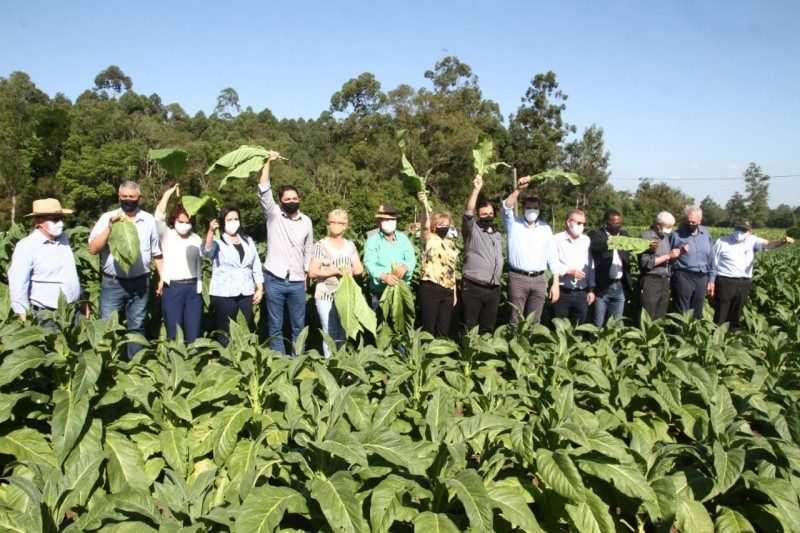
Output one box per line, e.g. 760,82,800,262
8,198,84,324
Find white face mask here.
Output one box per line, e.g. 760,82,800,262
380,220,397,234
224,221,240,235
46,220,65,237
174,222,192,235
524,209,540,223
733,230,748,242
569,223,584,236
661,227,673,235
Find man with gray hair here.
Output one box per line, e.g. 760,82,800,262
90,181,163,359
639,211,681,320
669,205,714,319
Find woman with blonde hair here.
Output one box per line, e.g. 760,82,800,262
417,191,458,337
308,209,364,357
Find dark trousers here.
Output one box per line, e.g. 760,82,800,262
419,280,454,337
672,270,709,319
461,278,501,335
211,294,253,346
551,287,589,325
640,275,671,320
713,276,752,330
161,282,202,343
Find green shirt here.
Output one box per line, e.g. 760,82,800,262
363,230,417,294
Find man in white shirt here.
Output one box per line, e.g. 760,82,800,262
711,220,794,330
502,176,560,328
552,210,595,325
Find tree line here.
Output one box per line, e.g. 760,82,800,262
2,59,798,240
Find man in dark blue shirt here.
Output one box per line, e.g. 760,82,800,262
669,205,715,319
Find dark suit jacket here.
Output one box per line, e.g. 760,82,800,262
588,227,632,295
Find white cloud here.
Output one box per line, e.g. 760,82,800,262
691,164,700,170
726,164,740,171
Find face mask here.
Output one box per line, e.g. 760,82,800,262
435,227,450,239
120,199,139,213
46,220,65,237
328,224,346,237
661,227,673,235
570,224,584,237
605,223,621,235
734,230,748,242
281,202,299,215
477,216,494,229
174,222,192,235
224,221,240,235
524,209,540,223
380,220,397,234
687,223,700,233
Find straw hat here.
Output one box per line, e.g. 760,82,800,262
25,198,74,217
374,203,398,220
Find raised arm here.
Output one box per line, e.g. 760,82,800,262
418,190,431,247
764,235,795,250
257,150,282,216
155,184,179,239
465,174,483,216
503,175,530,209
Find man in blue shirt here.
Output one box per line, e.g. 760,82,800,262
9,198,84,325
502,176,560,328
669,205,715,319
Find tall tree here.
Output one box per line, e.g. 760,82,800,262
743,162,770,227
561,125,611,222
93,65,133,97
330,72,387,117
767,204,794,228
212,87,241,120
725,191,748,226
699,196,726,226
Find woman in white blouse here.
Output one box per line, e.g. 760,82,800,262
155,184,203,343
203,207,264,345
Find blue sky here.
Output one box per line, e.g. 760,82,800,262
2,0,798,209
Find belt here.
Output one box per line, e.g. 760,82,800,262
463,275,499,288
559,286,587,293
168,278,198,285
31,304,56,312
717,275,751,280
645,273,670,279
510,267,545,277
102,272,149,281
675,270,707,277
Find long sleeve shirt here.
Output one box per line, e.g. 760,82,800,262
258,182,314,281
8,230,82,314
89,209,162,277
363,231,416,294
554,230,595,290
202,234,262,297
501,204,558,274
670,225,715,279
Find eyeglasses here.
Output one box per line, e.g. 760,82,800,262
328,221,347,226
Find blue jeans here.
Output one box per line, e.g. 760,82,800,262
315,299,345,358
265,271,306,354
592,280,625,328
100,274,150,359
161,281,202,343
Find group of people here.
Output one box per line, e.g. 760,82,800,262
8,163,794,358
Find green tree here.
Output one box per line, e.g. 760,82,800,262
699,196,726,226
743,162,769,227
93,65,133,96
767,204,794,228
330,72,387,117
626,179,694,227
561,124,611,223
212,87,241,120
725,191,748,226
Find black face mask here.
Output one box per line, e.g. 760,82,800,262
477,216,494,229
687,223,700,233
605,223,621,236
281,202,299,215
435,227,450,239
120,199,139,213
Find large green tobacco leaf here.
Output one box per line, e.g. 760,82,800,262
235,484,307,533
181,195,219,219
309,471,368,533
56,455,104,518
369,475,425,533
211,405,252,463
334,274,377,340
607,235,652,254
674,498,713,533
0,427,59,469
104,431,150,492
530,169,584,186
486,478,542,533
395,129,431,211
311,428,369,468
359,429,436,476
205,145,284,189
108,216,141,274
472,133,509,175
577,459,657,503
442,469,493,532
159,428,188,475
425,388,455,442
0,346,48,387
148,148,187,179
536,449,584,502
51,388,90,462
714,507,756,533
741,474,800,530
412,512,459,533
379,280,415,334
565,489,615,533
712,442,744,496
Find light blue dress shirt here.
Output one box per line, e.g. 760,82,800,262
501,205,558,273
8,230,82,314
203,234,262,297
89,209,162,277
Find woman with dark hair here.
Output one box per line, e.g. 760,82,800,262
155,184,203,342
203,206,264,344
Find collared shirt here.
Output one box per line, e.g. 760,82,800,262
461,213,503,285
363,230,416,294
670,225,715,278
156,214,202,293
203,234,262,297
89,209,162,277
639,228,671,277
501,205,557,273
258,183,314,281
554,230,594,290
712,234,767,281
421,234,458,289
8,230,82,314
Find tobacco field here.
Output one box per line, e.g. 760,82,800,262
0,225,799,532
